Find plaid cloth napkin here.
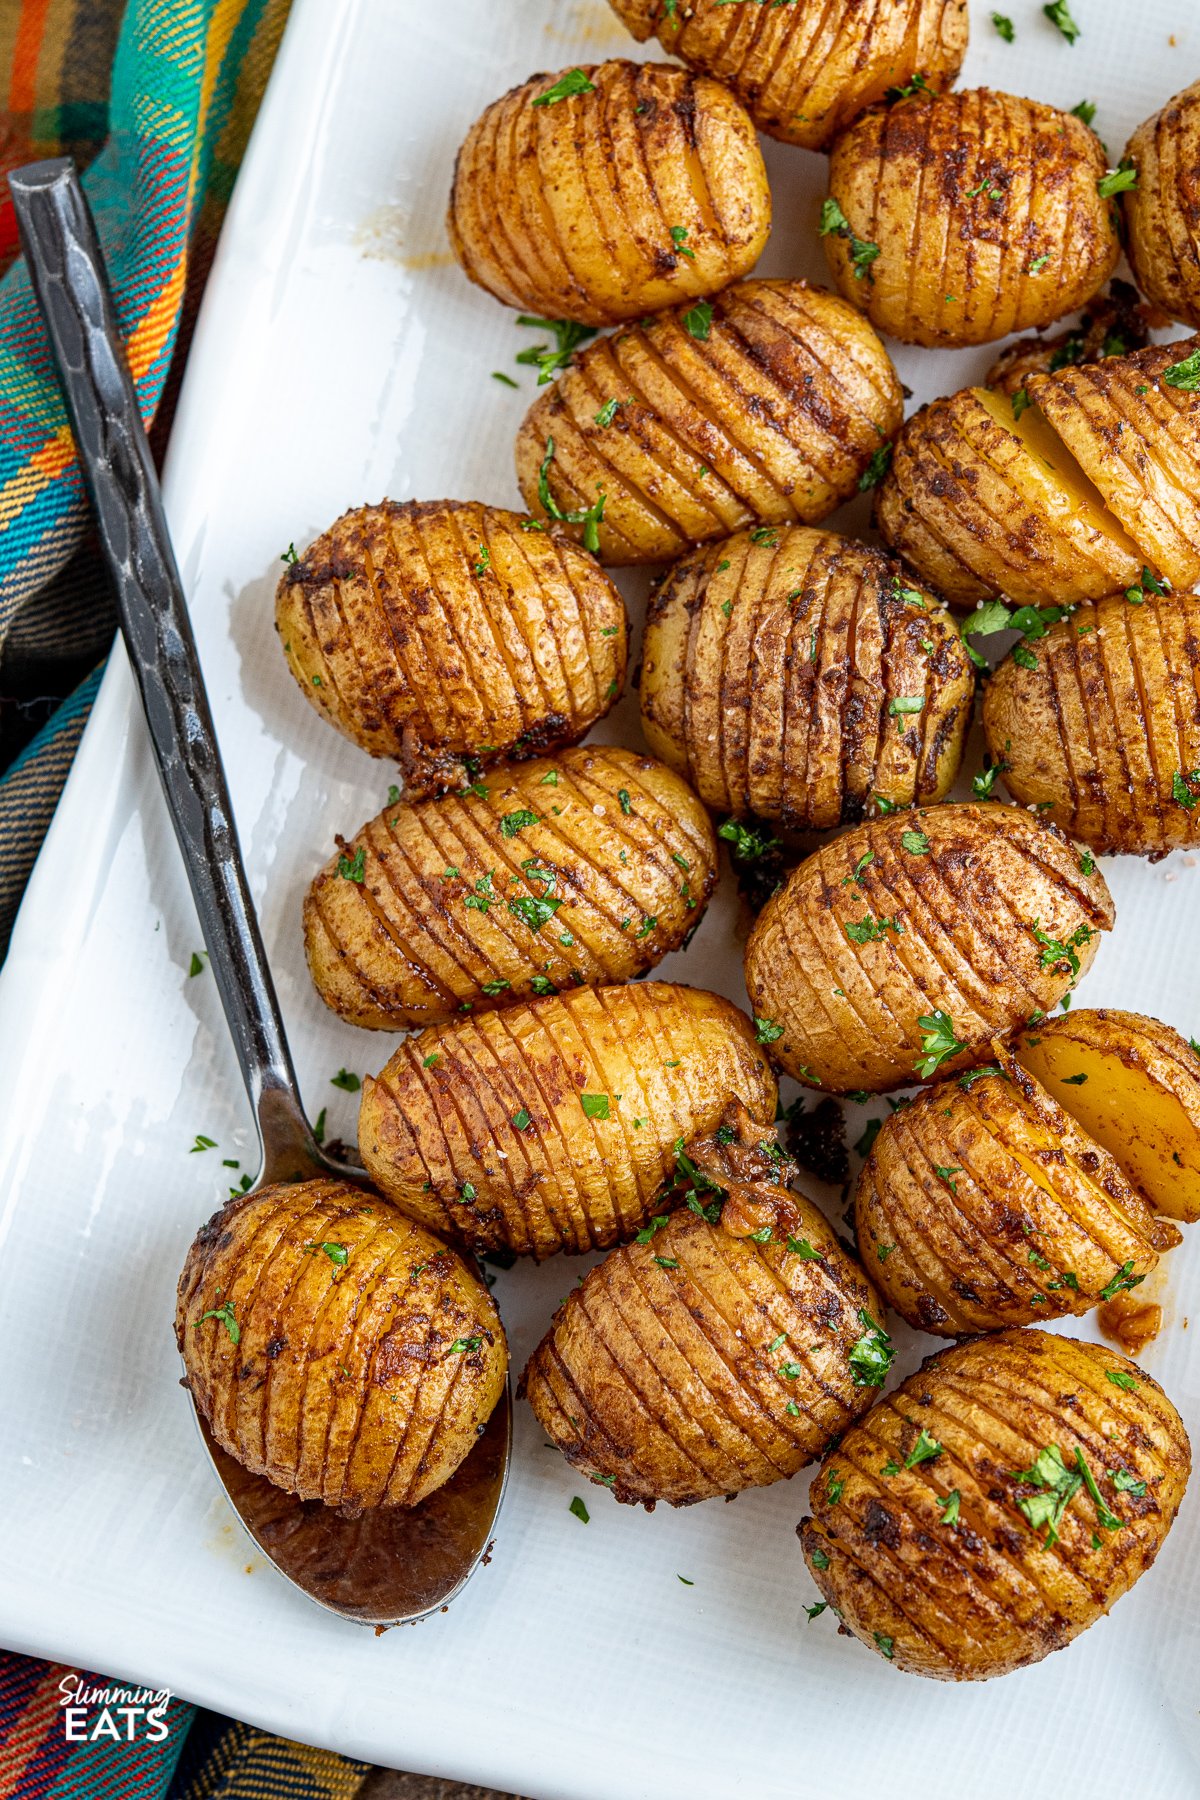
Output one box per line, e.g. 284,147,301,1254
0,1,369,1796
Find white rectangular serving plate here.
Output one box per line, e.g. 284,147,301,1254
3,1,1200,1794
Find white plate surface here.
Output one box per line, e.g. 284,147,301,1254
3,1,1200,1794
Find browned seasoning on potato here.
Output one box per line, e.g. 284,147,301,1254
1123,80,1200,330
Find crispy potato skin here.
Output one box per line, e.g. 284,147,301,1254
522,1109,885,1504
875,386,1142,610
640,527,974,829
742,802,1115,1092
799,1330,1191,1680
983,594,1200,857
825,90,1119,348
176,1180,507,1510
1123,82,1200,329
304,746,717,1028
359,982,777,1258
275,500,626,793
856,1049,1180,1336
514,280,902,565
1016,1009,1200,1224
446,61,769,326
607,0,967,151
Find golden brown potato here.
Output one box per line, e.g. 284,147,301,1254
856,1048,1180,1336
1028,338,1200,593
639,526,974,830
982,593,1200,857
176,1179,507,1510
446,61,769,327
304,746,717,1029
514,280,903,565
984,279,1152,399
1016,1009,1200,1224
606,0,968,151
799,1330,1191,1680
275,500,626,795
742,802,1115,1092
359,982,777,1258
1123,81,1200,330
824,90,1120,348
522,1104,887,1505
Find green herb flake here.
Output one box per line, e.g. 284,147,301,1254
874,1633,895,1660
533,68,596,107
331,1068,361,1092
188,951,208,977
1043,0,1080,42
337,845,366,883
914,1009,967,1079
682,299,713,341
858,443,893,490
1164,347,1200,392
569,1494,591,1522
1106,1369,1139,1392
193,1299,239,1344
1100,1259,1145,1302
941,1488,962,1526
1071,99,1097,125
581,1092,612,1120
1097,162,1138,200
849,1309,895,1388
901,829,931,855
754,1016,784,1044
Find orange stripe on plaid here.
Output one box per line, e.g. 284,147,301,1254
0,1661,72,1796
8,0,51,116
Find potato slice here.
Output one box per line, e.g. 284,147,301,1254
857,1048,1180,1335
799,1329,1191,1680
1015,1008,1200,1223
522,1105,885,1504
276,500,626,793
304,746,717,1028
639,526,974,829
1123,81,1200,330
176,1179,507,1509
824,90,1119,348
359,982,777,1258
514,279,902,565
606,0,968,151
447,61,770,326
742,802,1115,1092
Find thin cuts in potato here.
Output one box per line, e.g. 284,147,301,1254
177,1179,507,1510
982,592,1200,857
1123,80,1200,330
304,746,717,1028
799,1330,1191,1680
275,500,626,794
856,1046,1180,1336
1015,1008,1200,1224
606,0,968,151
824,89,1119,348
639,526,974,831
522,1103,888,1505
514,279,902,565
447,61,770,326
358,982,777,1258
742,802,1115,1092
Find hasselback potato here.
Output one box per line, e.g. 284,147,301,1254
742,802,1115,1092
639,526,974,830
982,593,1200,857
1015,1009,1200,1224
856,1047,1180,1336
824,89,1119,349
305,746,717,1028
606,0,968,151
514,279,903,565
522,1104,887,1505
1123,80,1200,330
799,1330,1191,1680
177,1179,507,1510
446,61,770,326
359,982,776,1258
275,500,626,793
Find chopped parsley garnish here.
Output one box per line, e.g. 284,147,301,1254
991,11,1015,38
448,1335,483,1355
331,1068,361,1092
819,196,881,281
681,299,713,341
914,1009,966,1078
827,1470,844,1505
194,1300,239,1344
1013,1444,1081,1544
754,1016,784,1043
1030,917,1093,979
844,914,903,945
858,443,893,490
594,398,621,427
874,1633,894,1660
971,754,1008,800
188,951,208,977
787,1236,823,1261
1109,1468,1147,1497
1071,99,1096,125
901,829,931,855
1097,162,1138,199
1075,1449,1123,1532
1099,1260,1145,1301
1043,0,1079,42
1105,1369,1138,1392
515,315,596,384
888,694,924,718
849,1310,895,1388
934,1165,962,1194
189,1135,216,1154
636,1215,669,1244
1164,347,1200,392
805,1601,827,1621
941,1489,961,1525
536,436,606,552
1172,768,1200,811
669,224,695,259
532,69,596,107
905,1428,942,1468
581,1092,612,1120
568,1494,590,1522
718,816,781,861
337,845,365,883
500,809,540,839
511,1107,532,1132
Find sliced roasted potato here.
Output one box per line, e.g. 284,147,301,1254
359,982,777,1258
824,90,1119,348
447,61,770,326
799,1329,1191,1680
522,1104,886,1505
875,385,1143,609
982,593,1200,857
984,280,1153,399
606,0,968,151
1123,81,1200,330
275,500,626,795
1016,1009,1200,1223
742,802,1115,1092
305,746,717,1028
639,526,974,830
514,280,903,565
856,1048,1180,1336
177,1179,507,1509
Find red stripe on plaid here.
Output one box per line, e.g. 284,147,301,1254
0,1660,74,1797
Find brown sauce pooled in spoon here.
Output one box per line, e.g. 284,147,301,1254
1098,1291,1162,1358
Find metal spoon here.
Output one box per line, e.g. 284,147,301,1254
9,158,511,1626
